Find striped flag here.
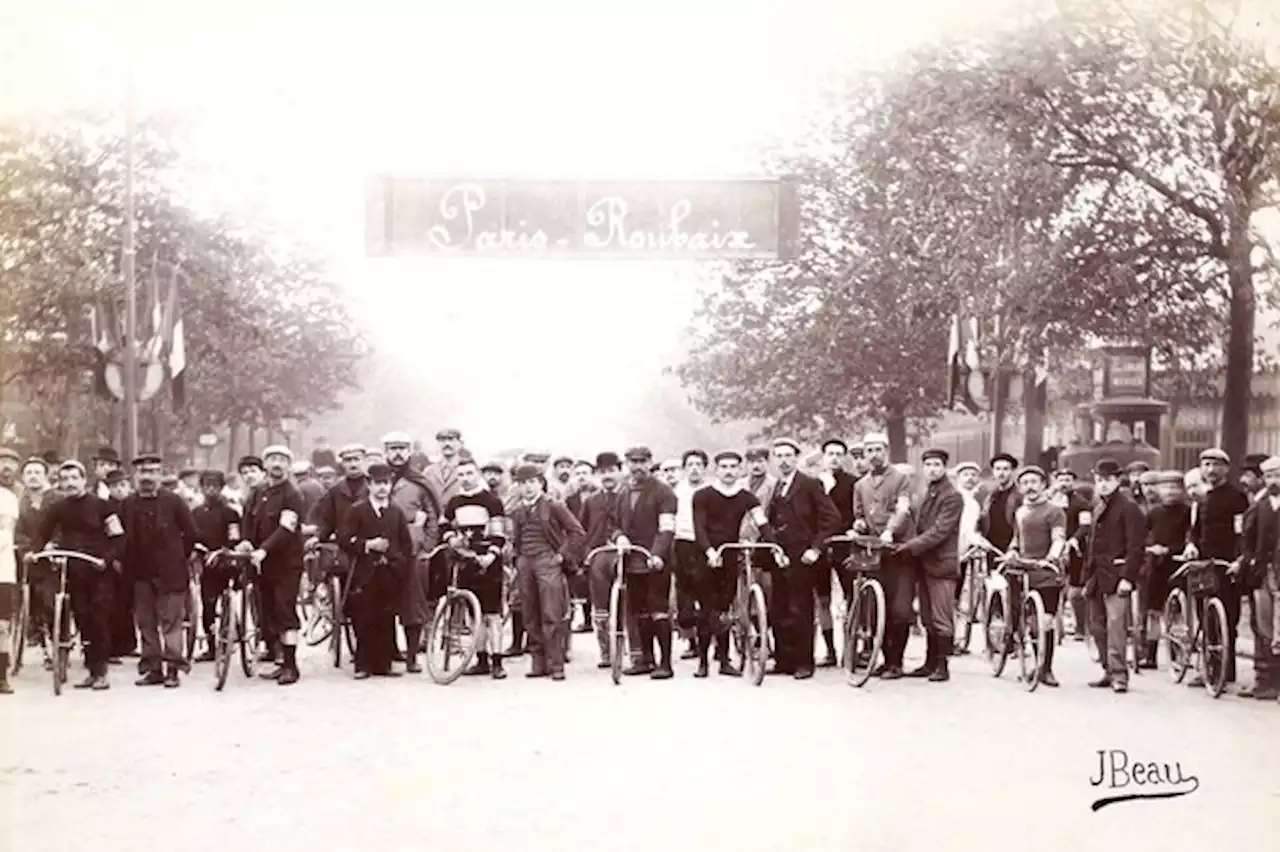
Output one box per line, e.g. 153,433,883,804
947,314,984,415
165,268,187,410
87,301,119,400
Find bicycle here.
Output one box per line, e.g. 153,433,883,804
953,543,990,654
10,553,29,675
710,542,783,686
424,542,484,685
182,552,203,663
584,541,656,685
982,546,1063,692
831,535,889,687
28,549,104,696
1162,557,1234,698
205,550,261,691
301,542,355,668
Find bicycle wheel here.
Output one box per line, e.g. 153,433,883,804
954,563,976,653
239,587,258,678
1162,589,1191,682
214,590,233,691
11,582,29,674
184,581,200,663
426,590,482,685
330,576,345,668
608,580,625,685
334,576,356,668
744,583,769,686
51,592,67,696
845,579,886,688
302,578,334,647
1201,596,1229,698
1020,592,1045,693
983,590,1009,677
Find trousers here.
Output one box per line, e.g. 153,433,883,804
1087,591,1130,684
69,566,113,677
517,554,568,674
915,572,956,641
134,581,187,674
772,547,816,671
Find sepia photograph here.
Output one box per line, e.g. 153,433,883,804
1,1,1278,850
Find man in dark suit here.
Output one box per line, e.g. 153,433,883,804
1079,458,1146,694
564,460,596,633
765,438,841,679
1240,455,1280,700
898,448,963,682
615,446,678,678
816,438,857,667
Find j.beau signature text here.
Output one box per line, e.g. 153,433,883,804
1089,749,1199,811
424,183,757,253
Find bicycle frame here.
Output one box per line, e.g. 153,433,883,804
831,534,890,687
1166,557,1234,697
584,542,655,685
713,542,785,686
30,550,105,695
988,553,1061,691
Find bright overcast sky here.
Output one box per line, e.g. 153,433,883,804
23,0,1269,454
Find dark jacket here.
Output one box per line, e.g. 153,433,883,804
822,470,857,531
1241,494,1280,591
339,499,414,602
978,482,1023,542
15,488,61,554
1082,488,1146,596
902,477,964,579
308,475,369,543
580,487,624,552
616,475,678,570
120,490,199,593
243,478,306,574
509,495,587,567
297,476,326,519
1191,483,1249,562
767,471,842,554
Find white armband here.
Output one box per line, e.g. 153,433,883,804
658,513,676,533
280,509,299,532
894,495,911,514
748,506,768,527
1233,514,1243,535
104,514,124,537
228,523,241,541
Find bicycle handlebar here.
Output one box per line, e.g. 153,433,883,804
995,555,1062,574
713,542,788,568
835,534,896,552
30,549,106,569
584,543,656,563
1169,557,1234,583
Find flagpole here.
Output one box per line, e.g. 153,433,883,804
122,65,139,462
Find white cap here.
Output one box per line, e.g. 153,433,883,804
290,460,311,475
262,445,293,462
862,432,889,448
382,431,412,446
1260,456,1280,474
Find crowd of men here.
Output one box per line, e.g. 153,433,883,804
0,427,1277,703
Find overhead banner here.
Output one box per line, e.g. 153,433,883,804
365,177,798,260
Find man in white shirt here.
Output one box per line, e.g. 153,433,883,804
0,447,21,693
953,462,982,552
673,450,710,660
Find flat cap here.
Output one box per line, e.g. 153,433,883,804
821,438,848,452
953,461,980,475
290,460,311,475
1016,464,1047,482
1155,470,1185,485
337,443,367,458
1137,470,1160,485
93,446,120,463
1199,448,1230,464
131,452,163,467
59,459,86,475
921,448,950,465
595,451,622,470
262,445,294,461
366,462,393,481
1052,467,1077,479
1093,457,1123,478
744,445,770,461
237,455,265,471
771,437,801,454
435,427,462,440
1125,460,1151,474
0,447,20,463
381,431,412,446
160,473,179,486
1183,468,1203,487
523,451,551,463
990,452,1019,468
714,449,743,464
552,455,574,467
624,446,653,462
21,456,48,471
1259,456,1280,475
103,469,127,486
862,432,889,448
480,460,505,474
513,463,541,482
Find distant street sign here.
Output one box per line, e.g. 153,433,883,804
366,177,798,260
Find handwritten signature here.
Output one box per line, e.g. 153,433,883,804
1089,749,1199,811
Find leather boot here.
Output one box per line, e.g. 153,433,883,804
0,653,11,694
906,634,935,677
277,645,300,685
652,620,674,679
594,613,611,669
504,612,524,657
465,652,490,676
716,629,741,677
927,652,950,682
1140,641,1159,670
404,625,423,673
624,618,654,676
1039,630,1059,687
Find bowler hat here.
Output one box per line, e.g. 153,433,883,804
990,452,1019,468
367,462,393,481
595,452,622,470
513,463,541,482
93,447,120,463
1243,453,1269,475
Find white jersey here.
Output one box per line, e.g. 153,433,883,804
0,486,19,584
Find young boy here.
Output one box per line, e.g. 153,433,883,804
443,458,509,679
1140,471,1191,670
192,471,242,663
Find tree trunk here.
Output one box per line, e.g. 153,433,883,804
1022,367,1045,469
227,418,239,473
1221,200,1254,468
886,408,908,463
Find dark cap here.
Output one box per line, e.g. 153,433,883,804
513,463,541,482
1094,457,1123,478
990,453,1019,468
367,462,393,481
714,449,743,464
200,470,226,488
178,468,198,479
480,460,504,474
744,445,770,461
103,469,127,486
455,449,475,465
131,453,163,467
1016,464,1047,483
1053,467,1077,479
93,446,120,463
921,448,950,465
1125,460,1150,475
595,451,622,470
1242,453,1269,475
821,438,848,453
237,455,265,471
624,446,653,462
435,427,462,441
